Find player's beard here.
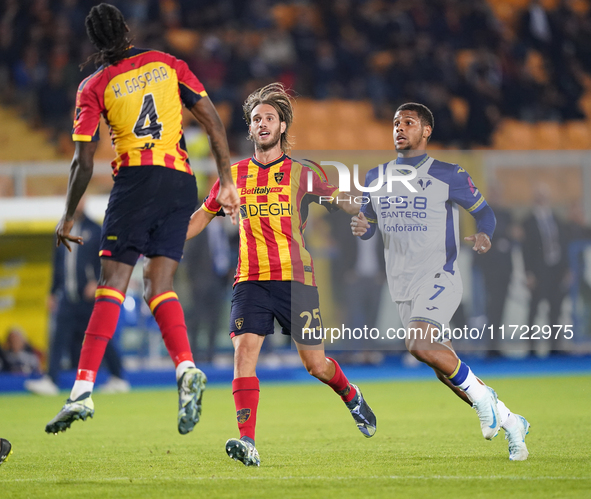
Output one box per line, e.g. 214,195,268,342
253,128,282,152
395,137,416,151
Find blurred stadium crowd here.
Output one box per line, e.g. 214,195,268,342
1,0,590,151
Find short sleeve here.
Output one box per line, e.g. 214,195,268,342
171,57,208,108
72,78,102,142
305,166,339,198
202,179,223,215
448,166,487,214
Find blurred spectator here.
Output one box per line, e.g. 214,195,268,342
184,216,232,363
522,183,569,353
473,183,516,356
329,210,385,333
25,202,129,395
37,67,71,140
2,327,41,375
424,83,461,145
520,0,554,55
2,0,591,149
462,47,502,146
564,202,591,338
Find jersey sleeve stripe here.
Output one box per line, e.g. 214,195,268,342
72,134,93,142
178,82,207,96
466,196,485,213
202,204,218,215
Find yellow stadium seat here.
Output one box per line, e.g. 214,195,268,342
362,123,393,150
564,121,591,149
532,121,563,150
493,119,535,150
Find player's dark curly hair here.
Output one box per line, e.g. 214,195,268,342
395,102,434,141
82,3,130,69
243,83,294,153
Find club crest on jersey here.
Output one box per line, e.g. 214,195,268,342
418,179,432,190
274,172,285,184
236,408,251,423
467,177,479,196
235,318,244,330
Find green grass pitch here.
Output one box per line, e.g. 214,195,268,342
0,375,589,498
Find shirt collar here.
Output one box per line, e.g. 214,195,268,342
395,153,429,168
251,153,286,169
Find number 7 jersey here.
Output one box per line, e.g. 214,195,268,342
72,47,207,176
361,154,489,301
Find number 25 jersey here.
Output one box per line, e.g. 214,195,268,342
72,47,207,176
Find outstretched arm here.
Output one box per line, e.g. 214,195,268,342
332,192,361,215
56,141,98,251
186,207,216,241
189,97,239,223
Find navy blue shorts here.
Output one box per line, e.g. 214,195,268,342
229,281,324,346
100,166,197,266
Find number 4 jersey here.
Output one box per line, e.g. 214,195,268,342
361,154,495,302
72,47,207,175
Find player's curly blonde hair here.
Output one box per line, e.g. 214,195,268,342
243,83,294,153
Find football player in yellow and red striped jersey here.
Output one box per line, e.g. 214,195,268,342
45,3,239,436
186,83,377,466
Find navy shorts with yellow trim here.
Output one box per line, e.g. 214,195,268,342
99,165,197,266
230,281,323,346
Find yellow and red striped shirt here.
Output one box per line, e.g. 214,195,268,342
203,154,338,286
72,47,207,176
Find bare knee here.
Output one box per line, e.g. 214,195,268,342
304,359,329,379
142,278,174,304
232,334,263,378
142,257,177,302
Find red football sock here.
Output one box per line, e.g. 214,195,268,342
232,377,260,442
324,357,357,403
76,286,125,381
149,291,194,366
